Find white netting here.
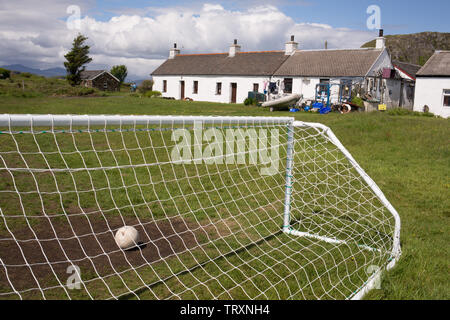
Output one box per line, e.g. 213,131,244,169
0,115,400,300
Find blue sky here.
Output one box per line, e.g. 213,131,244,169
92,0,450,34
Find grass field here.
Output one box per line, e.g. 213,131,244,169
0,93,448,300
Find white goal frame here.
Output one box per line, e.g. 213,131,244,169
0,114,401,300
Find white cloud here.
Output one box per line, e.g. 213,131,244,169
0,2,376,79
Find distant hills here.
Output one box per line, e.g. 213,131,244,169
0,64,66,77
0,64,146,83
362,32,450,66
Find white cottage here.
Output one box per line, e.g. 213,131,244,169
413,51,450,118
152,32,403,108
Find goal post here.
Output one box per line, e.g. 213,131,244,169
0,114,401,300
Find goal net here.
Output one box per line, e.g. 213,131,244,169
0,114,400,300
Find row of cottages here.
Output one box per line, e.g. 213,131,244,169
151,31,412,109
80,70,120,91
413,51,450,118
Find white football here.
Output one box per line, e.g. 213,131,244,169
115,226,140,250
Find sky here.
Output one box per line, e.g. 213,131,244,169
0,0,448,80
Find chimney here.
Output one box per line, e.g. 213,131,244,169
229,39,241,57
169,43,180,59
375,29,386,49
285,35,298,55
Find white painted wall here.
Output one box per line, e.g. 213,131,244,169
154,75,375,106
367,49,393,77
414,77,450,118
153,75,271,104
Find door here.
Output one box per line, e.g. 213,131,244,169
399,80,404,107
231,83,237,103
180,81,185,100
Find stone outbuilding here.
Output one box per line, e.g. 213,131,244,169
80,70,120,91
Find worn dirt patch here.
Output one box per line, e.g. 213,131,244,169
0,213,210,295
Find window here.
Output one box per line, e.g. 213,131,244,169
283,78,293,94
253,83,259,92
444,90,450,107
163,80,167,92
103,82,108,90
193,81,198,94
319,78,330,95
216,82,222,95
340,79,352,99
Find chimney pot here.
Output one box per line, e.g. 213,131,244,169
285,35,298,55
229,39,241,57
169,43,180,59
376,30,386,49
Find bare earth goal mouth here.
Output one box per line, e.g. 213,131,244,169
0,114,401,300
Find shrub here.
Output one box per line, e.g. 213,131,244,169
144,90,162,98
244,98,257,106
138,80,154,94
0,68,11,79
77,87,96,96
351,96,364,108
21,72,32,78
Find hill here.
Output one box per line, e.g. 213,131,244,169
361,32,450,66
0,72,108,97
0,64,66,77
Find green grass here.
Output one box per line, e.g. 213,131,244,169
0,94,448,300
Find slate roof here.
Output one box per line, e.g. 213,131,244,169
273,49,383,77
80,70,105,80
416,51,450,77
151,51,290,76
393,60,421,79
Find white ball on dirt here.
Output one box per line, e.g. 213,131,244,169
115,226,140,250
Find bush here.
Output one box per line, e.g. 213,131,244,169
144,90,162,98
351,96,364,108
138,80,154,94
0,68,11,79
77,87,96,96
244,97,257,106
21,72,32,78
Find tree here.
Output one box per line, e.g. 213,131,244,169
110,65,128,85
0,68,11,79
64,34,92,86
138,80,154,94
